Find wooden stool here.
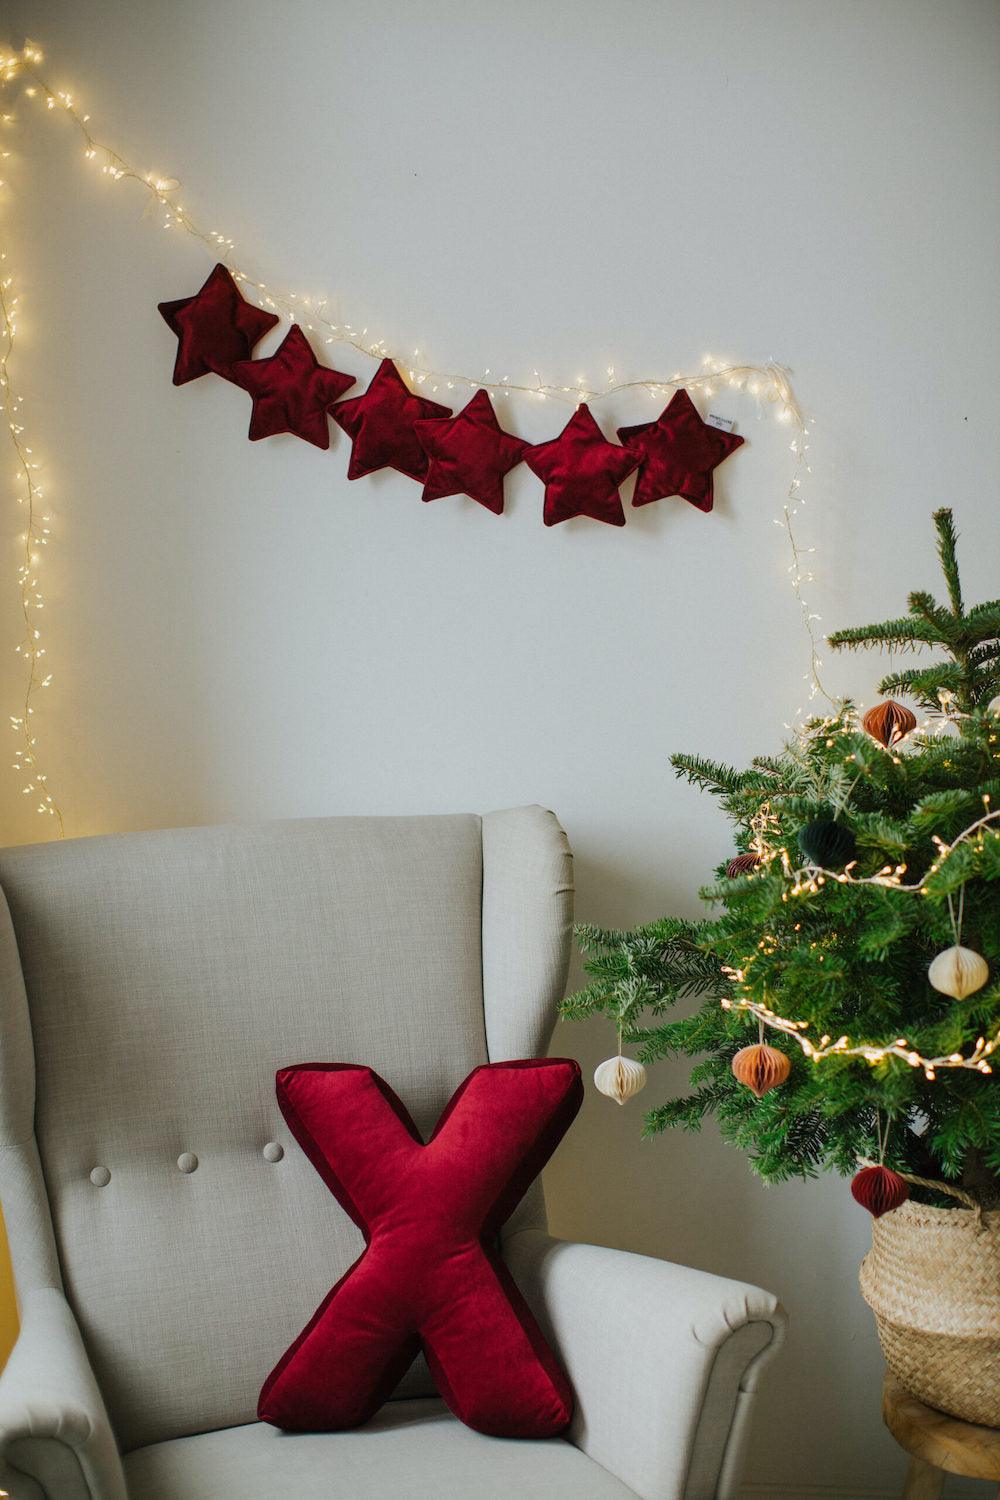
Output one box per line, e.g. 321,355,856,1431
883,1374,1000,1497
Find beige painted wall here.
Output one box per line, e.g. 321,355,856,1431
1,2,998,1493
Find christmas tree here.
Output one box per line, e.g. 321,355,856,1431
564,510,1000,1209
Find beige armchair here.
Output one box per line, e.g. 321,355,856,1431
0,807,785,1498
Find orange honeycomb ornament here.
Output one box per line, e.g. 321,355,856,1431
731,1043,791,1098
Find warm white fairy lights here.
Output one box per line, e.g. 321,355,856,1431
0,39,829,835
720,800,1000,1076
0,244,62,832
722,994,997,1078
777,795,998,899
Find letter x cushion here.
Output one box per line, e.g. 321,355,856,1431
258,1059,583,1438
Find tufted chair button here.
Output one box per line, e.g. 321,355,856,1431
262,1142,284,1163
177,1152,199,1174
89,1166,111,1187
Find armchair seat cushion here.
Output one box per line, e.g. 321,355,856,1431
122,1397,638,1499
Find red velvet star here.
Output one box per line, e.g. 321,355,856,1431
228,325,356,450
524,404,638,527
413,390,528,514
331,359,452,482
158,263,279,386
617,388,744,512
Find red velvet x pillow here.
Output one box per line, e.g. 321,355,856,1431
258,1059,582,1438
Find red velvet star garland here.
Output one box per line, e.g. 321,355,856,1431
413,389,529,514
157,280,753,530
617,388,744,512
228,324,356,450
331,359,452,482
524,404,638,527
158,263,279,386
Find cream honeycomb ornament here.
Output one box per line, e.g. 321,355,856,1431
593,1054,647,1105
928,945,989,1000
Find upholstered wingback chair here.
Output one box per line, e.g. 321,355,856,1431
0,807,785,1500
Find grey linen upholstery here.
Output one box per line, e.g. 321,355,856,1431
121,1398,638,1500
0,807,785,1499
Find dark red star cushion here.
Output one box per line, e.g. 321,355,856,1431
617,388,744,512
331,359,452,482
413,389,529,514
258,1059,582,1438
524,404,638,527
228,325,356,449
157,263,279,386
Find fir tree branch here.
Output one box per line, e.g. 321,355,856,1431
934,508,964,617
827,617,941,652
669,753,754,797
908,591,968,654
965,599,1000,627
564,510,1000,1199
877,663,969,707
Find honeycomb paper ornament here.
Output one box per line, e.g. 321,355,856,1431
731,1043,791,1098
726,853,761,877
797,818,856,870
862,699,917,747
850,1164,909,1218
593,1054,647,1105
928,945,989,1000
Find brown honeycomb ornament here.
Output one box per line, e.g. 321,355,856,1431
731,1043,791,1098
862,699,917,747
726,853,761,878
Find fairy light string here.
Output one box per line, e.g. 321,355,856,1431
0,248,62,831
0,46,808,412
0,38,829,840
5,43,991,1085
720,800,1000,1076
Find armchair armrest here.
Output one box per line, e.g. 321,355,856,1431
0,1287,126,1500
506,1229,786,1500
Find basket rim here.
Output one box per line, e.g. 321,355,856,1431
883,1200,1000,1231
873,1311,1000,1347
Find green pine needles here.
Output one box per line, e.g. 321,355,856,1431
563,510,1000,1205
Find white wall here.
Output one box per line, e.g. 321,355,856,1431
3,1,999,1492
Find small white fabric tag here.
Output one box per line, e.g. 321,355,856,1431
707,413,736,432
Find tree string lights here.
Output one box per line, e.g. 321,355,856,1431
721,994,997,1078
779,798,998,896
720,800,1000,1077
0,38,829,836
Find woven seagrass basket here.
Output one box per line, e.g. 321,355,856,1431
859,1200,1000,1426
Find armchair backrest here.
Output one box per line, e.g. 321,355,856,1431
0,808,573,1451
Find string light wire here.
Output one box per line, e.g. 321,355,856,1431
0,38,829,837
0,247,62,831
9,43,991,1091
720,801,1000,1076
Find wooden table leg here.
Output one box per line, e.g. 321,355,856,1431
902,1455,944,1499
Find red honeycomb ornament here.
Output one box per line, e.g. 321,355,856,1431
850,1164,910,1218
